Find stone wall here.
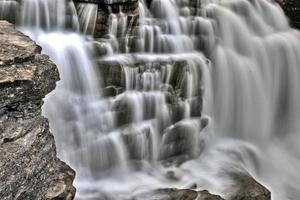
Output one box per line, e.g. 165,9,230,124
0,21,76,200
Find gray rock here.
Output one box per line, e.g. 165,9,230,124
159,118,207,165
73,0,138,4
133,174,270,200
0,21,76,200
277,0,300,29
133,189,224,200
230,173,271,200
74,0,139,38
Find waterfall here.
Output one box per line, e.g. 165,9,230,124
2,0,300,199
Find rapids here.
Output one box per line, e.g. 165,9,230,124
1,0,300,199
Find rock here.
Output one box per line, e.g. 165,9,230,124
0,21,76,200
159,118,207,165
133,189,224,200
0,1,19,24
74,0,140,38
231,173,271,200
133,174,270,200
122,125,153,161
0,24,40,65
97,59,197,96
278,0,300,29
73,0,138,4
102,85,124,97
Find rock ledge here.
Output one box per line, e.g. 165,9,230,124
0,21,76,200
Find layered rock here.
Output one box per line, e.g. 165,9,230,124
0,21,76,200
74,0,139,38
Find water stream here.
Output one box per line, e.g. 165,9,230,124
1,0,300,199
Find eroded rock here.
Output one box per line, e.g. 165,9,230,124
231,174,271,200
0,21,76,200
133,173,270,200
134,189,224,200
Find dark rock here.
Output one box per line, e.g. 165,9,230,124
159,118,207,165
75,0,140,38
133,189,224,200
73,0,138,5
0,21,76,200
122,125,153,160
0,22,40,66
102,85,124,97
278,0,300,29
231,173,271,200
133,174,270,200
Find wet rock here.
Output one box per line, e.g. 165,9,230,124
102,85,125,97
189,95,204,117
164,170,182,181
231,173,271,200
159,118,207,165
0,1,19,24
73,0,138,5
0,22,40,66
278,0,300,29
133,174,270,200
74,0,139,38
134,189,224,200
97,61,125,87
0,21,76,200
122,125,153,160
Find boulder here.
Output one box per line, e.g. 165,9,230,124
230,173,271,200
74,0,140,38
133,189,224,200
0,21,76,200
159,118,207,165
133,174,270,200
278,0,300,29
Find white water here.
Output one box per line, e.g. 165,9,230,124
2,0,300,199
77,3,98,35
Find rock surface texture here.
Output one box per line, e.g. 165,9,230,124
74,0,139,38
230,174,271,200
133,175,271,200
134,189,225,200
0,21,76,200
278,0,300,29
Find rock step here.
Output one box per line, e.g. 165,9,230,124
64,116,208,172
280,0,300,29
133,173,271,200
73,0,138,5
97,58,204,98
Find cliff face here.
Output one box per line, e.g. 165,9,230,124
0,21,76,200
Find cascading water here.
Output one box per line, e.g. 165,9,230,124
2,0,300,199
